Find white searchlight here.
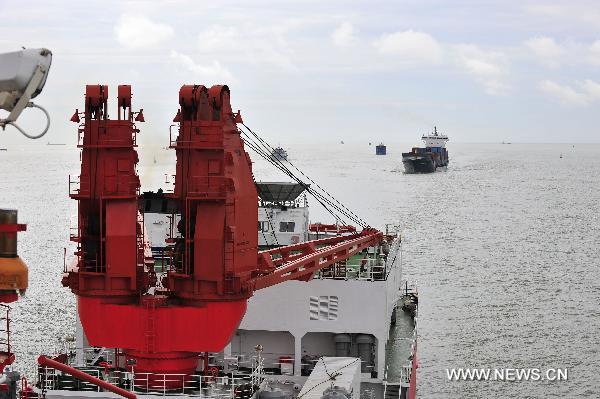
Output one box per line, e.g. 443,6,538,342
0,48,52,139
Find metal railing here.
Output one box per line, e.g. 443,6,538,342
39,366,256,398
77,126,138,148
68,174,80,196
316,258,388,281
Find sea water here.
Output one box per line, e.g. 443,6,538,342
0,142,597,398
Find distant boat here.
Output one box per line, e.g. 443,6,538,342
0,148,7,151
376,143,387,155
47,142,66,146
340,140,344,144
560,154,563,159
270,147,288,162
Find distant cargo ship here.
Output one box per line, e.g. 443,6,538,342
270,146,288,161
402,127,449,173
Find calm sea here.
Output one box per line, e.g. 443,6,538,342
0,142,597,398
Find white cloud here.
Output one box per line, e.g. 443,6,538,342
587,40,600,65
196,24,294,69
538,79,600,106
373,30,443,65
115,15,174,49
524,36,564,67
170,51,234,83
453,44,510,95
331,22,357,47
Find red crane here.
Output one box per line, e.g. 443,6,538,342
62,84,383,382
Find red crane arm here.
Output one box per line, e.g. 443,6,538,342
38,356,136,399
249,229,383,291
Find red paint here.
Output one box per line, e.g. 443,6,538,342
78,296,245,354
38,355,137,399
309,223,356,234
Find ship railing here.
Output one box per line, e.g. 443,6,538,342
400,280,418,297
397,366,412,384
187,176,228,198
68,174,80,196
39,365,254,398
107,371,253,397
382,365,412,391
316,258,387,281
77,127,138,148
68,174,141,198
163,173,176,194
38,366,104,392
211,352,296,376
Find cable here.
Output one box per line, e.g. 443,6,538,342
243,134,353,227
241,123,368,226
239,126,368,228
239,131,353,225
240,123,369,228
3,103,51,139
296,358,360,399
240,132,347,225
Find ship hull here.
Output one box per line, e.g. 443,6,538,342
402,155,436,173
402,149,448,174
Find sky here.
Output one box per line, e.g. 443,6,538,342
1,0,600,145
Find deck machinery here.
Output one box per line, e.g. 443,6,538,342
61,84,384,384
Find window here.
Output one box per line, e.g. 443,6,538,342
279,221,295,232
258,221,270,232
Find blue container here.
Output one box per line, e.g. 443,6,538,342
376,144,386,155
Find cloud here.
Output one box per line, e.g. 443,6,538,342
524,36,564,67
331,22,357,47
196,24,294,69
115,15,174,49
373,30,443,65
170,51,234,83
453,44,509,95
538,79,600,106
588,40,600,65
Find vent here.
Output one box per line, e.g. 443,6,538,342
309,296,338,320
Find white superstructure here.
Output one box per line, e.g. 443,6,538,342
257,182,309,247
421,126,448,148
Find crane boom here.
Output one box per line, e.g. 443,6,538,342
251,229,383,290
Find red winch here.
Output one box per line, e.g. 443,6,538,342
62,84,383,380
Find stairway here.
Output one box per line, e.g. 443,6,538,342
384,383,401,399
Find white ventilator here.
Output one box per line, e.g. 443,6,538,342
0,48,52,139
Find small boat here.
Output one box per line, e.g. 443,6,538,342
270,146,288,161
376,143,387,155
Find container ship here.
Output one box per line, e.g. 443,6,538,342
0,50,419,399
401,127,449,173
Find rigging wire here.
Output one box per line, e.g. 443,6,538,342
240,123,369,228
239,124,369,228
240,131,349,226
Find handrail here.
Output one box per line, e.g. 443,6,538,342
38,355,137,399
